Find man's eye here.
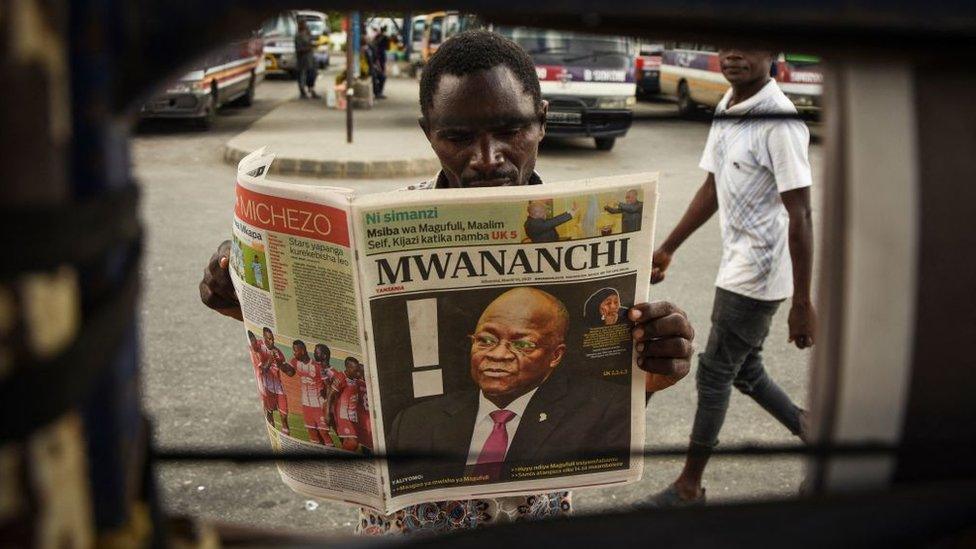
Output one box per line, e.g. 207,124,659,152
444,133,473,143
494,128,521,138
475,334,498,347
510,339,538,352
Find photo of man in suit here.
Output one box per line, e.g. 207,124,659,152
604,189,644,233
387,287,629,484
524,200,579,243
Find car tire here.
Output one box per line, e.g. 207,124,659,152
677,80,697,118
595,137,616,151
235,72,255,107
196,86,217,129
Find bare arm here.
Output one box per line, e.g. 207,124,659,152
651,173,718,283
781,187,815,349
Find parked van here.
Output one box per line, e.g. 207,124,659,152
495,26,636,150
260,12,298,77
659,43,823,118
140,38,264,128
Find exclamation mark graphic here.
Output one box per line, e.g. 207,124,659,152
407,298,443,398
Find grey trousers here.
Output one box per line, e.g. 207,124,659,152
690,287,802,448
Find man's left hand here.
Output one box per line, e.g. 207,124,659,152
788,300,816,349
629,302,694,389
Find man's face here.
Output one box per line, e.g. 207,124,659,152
293,343,307,361
717,49,772,86
263,330,274,347
625,191,638,204
528,202,547,219
469,290,566,403
314,347,329,363
422,65,547,188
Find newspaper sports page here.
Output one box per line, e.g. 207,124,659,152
229,149,659,513
230,149,385,510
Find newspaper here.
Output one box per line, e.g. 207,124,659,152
229,148,659,513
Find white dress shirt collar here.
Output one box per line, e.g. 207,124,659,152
466,388,538,465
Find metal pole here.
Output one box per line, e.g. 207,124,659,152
346,13,354,143
404,13,412,57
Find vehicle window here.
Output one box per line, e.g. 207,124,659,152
784,53,821,67
260,15,285,36
304,20,326,36
496,27,632,69
430,19,443,43
412,19,426,41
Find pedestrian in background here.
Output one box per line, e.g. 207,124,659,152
360,35,384,100
294,20,318,99
371,26,390,99
647,47,816,507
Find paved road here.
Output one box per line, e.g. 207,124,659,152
135,77,822,535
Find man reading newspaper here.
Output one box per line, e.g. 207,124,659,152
200,30,695,535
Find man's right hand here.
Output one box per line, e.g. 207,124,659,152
650,247,672,284
199,240,243,321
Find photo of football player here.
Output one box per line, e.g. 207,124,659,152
247,331,267,398
290,340,333,446
349,358,373,451
251,254,265,289
326,356,366,452
257,327,295,434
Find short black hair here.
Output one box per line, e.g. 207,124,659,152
292,339,306,350
419,29,541,119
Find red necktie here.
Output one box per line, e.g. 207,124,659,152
473,410,516,480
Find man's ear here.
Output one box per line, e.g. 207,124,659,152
549,343,566,368
538,99,549,138
419,116,431,141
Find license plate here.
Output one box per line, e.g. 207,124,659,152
547,111,582,124
149,100,169,112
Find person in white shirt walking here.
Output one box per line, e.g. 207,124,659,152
647,47,816,506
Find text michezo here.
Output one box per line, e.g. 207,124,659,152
235,183,351,247
376,238,630,284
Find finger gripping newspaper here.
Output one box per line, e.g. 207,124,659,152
229,148,658,513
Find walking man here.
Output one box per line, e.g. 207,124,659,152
372,26,391,98
647,47,815,506
294,19,317,98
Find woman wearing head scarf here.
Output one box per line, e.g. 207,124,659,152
583,287,628,327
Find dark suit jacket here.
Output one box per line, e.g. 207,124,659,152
524,212,573,243
605,201,643,233
387,372,630,485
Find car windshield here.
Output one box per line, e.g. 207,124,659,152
260,14,296,37
497,27,632,68
298,15,328,35
304,20,326,35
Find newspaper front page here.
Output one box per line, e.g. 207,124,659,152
229,149,658,514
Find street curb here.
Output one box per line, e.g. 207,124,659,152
221,144,440,179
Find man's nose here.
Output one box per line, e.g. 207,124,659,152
469,135,504,174
485,340,516,360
